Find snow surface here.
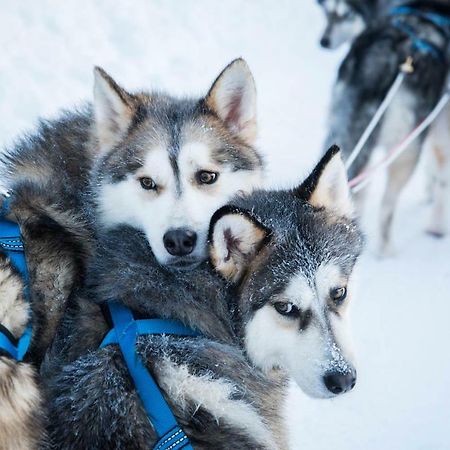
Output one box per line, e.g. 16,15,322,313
0,1,449,449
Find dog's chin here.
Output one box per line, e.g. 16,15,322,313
293,378,336,399
164,256,204,272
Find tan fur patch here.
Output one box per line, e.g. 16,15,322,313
0,358,43,450
0,258,28,338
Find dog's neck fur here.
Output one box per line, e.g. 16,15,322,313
89,225,237,343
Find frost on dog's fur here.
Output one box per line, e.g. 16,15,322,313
211,146,364,398
45,146,364,447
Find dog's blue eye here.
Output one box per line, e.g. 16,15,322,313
139,177,157,191
274,302,300,318
331,287,347,304
196,171,219,185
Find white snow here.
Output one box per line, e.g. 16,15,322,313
0,1,449,449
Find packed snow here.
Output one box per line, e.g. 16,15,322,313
0,1,449,448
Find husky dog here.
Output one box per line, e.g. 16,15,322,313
0,58,263,449
317,0,450,241
317,0,380,49
323,0,450,254
45,147,363,449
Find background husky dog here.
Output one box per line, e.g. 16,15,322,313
317,0,450,241
323,0,450,254
0,58,262,449
45,147,363,448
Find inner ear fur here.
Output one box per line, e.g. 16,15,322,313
209,206,271,283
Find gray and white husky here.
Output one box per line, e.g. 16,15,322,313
45,146,363,449
317,0,450,241
0,58,263,449
322,0,450,254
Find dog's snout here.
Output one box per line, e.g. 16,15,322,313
323,369,356,395
320,35,331,48
163,228,197,256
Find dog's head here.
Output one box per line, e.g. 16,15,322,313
91,59,263,270
209,146,364,398
317,0,372,49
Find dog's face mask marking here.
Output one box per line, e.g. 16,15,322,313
318,0,365,49
210,147,364,398
92,60,263,269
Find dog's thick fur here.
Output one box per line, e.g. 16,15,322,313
323,0,450,253
0,58,264,449
43,147,363,449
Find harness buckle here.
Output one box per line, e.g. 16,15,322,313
400,56,414,74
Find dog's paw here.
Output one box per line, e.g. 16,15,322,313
425,227,447,239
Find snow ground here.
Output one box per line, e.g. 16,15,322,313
0,1,449,449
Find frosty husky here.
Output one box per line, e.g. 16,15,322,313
0,58,263,449
45,146,364,449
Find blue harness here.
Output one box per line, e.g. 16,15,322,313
390,5,450,61
0,195,32,360
100,301,200,449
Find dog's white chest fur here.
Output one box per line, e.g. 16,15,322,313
156,358,279,449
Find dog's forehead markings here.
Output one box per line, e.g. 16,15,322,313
139,145,176,187
178,141,216,170
280,262,343,310
282,273,314,309
316,263,342,295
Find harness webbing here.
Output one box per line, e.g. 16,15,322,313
392,5,450,36
0,196,32,361
390,5,450,61
100,301,200,450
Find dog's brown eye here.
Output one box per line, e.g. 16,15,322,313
196,171,218,185
139,177,157,191
274,302,300,318
331,287,347,304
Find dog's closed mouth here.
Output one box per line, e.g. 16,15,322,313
165,257,203,271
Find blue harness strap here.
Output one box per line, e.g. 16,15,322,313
100,301,200,450
391,6,450,34
0,195,32,361
390,5,450,61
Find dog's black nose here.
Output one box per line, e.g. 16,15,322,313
163,228,197,256
320,36,330,48
323,370,356,395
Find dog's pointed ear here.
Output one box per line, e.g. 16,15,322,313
295,145,353,216
205,58,257,145
93,67,135,153
209,208,269,283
